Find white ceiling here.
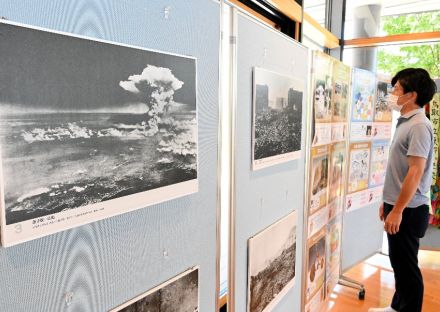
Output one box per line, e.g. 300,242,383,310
304,0,440,26
347,0,440,16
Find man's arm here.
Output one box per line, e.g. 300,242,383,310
384,156,426,234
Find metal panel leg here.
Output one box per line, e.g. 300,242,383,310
338,275,366,300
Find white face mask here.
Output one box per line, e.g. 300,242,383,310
386,94,402,112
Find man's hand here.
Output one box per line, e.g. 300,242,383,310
379,203,384,221
384,210,402,235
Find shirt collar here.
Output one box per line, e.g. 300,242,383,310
396,108,424,128
400,108,424,120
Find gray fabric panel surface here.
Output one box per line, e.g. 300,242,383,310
342,204,383,270
234,12,309,312
0,1,219,311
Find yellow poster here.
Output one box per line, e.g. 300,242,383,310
430,93,440,184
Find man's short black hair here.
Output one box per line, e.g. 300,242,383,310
391,68,437,107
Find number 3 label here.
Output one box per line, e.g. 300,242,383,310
14,224,22,233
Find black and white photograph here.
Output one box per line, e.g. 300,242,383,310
111,267,199,312
374,75,393,122
247,211,297,312
0,21,197,246
252,68,304,170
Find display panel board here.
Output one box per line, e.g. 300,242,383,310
0,1,220,311
345,71,392,214
305,54,349,312
342,70,392,270
232,8,308,312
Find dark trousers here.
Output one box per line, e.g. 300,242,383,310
384,203,430,312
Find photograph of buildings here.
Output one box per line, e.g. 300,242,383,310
252,67,304,170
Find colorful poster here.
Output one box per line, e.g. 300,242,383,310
252,68,304,170
310,145,330,214
374,74,392,122
372,122,392,140
312,51,333,123
348,142,371,193
0,21,198,246
345,186,383,213
308,205,329,239
369,140,390,187
351,68,376,122
332,61,350,122
306,230,326,303
328,142,346,204
247,211,297,312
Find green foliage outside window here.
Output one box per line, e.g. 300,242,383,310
377,11,440,78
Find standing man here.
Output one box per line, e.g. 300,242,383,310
369,68,437,312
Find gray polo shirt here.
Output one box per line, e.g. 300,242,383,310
383,108,434,208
